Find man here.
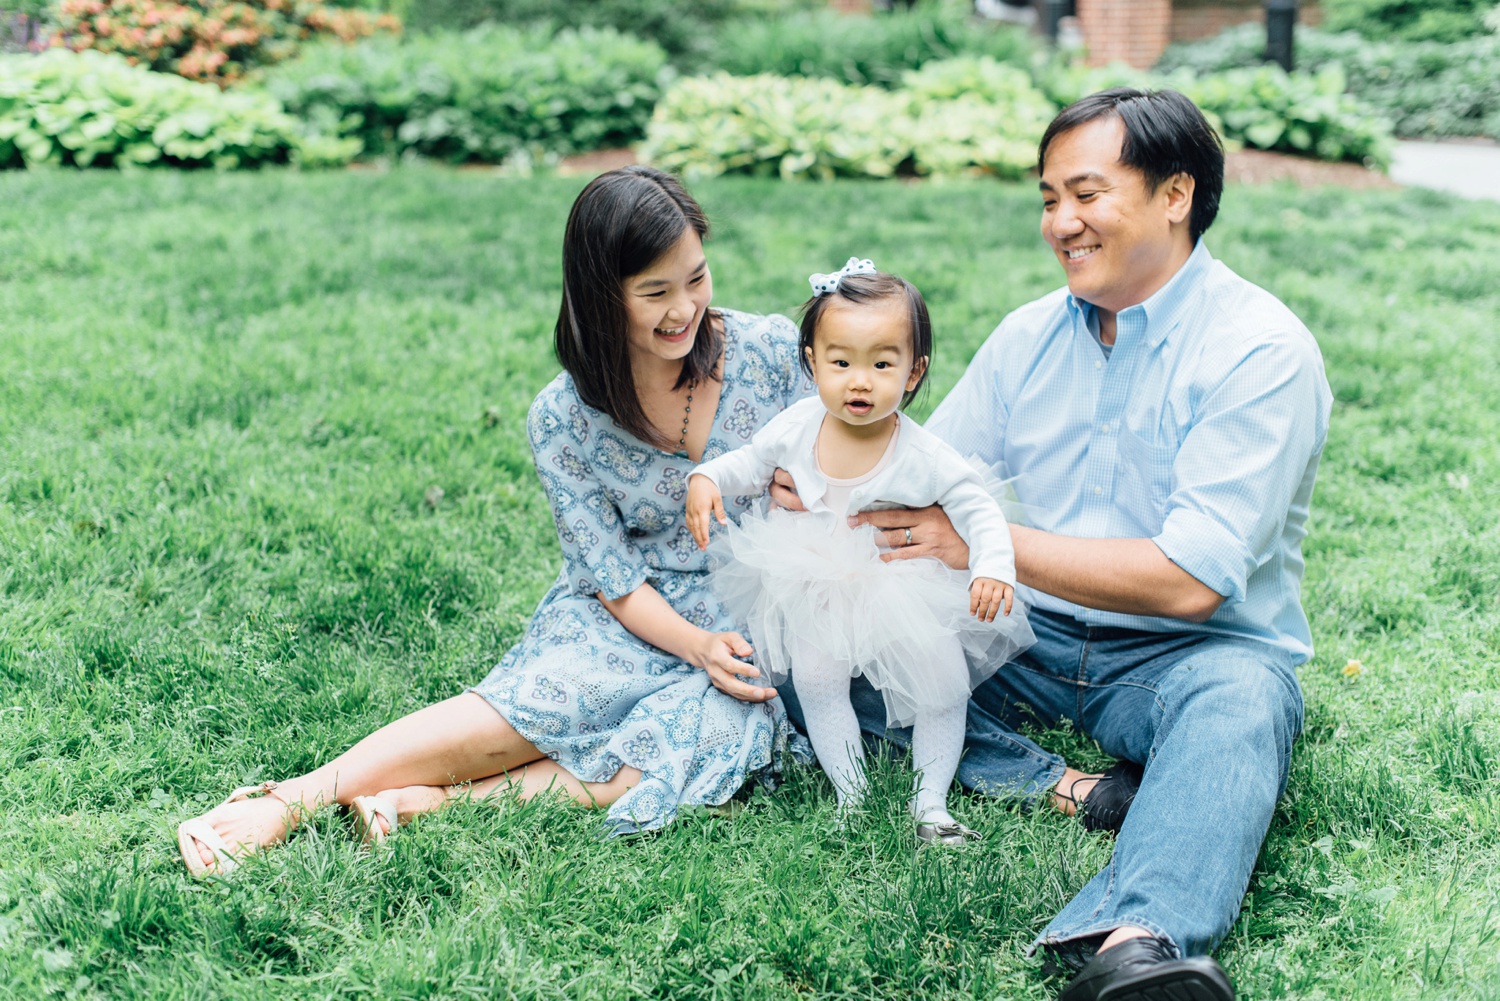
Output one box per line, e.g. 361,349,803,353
777,88,1331,1001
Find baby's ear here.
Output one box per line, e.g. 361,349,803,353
803,345,815,366
907,355,929,390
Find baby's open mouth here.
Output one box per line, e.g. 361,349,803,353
846,399,872,414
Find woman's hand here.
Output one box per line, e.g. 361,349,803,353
970,578,1014,622
685,474,727,550
688,630,775,703
851,505,970,570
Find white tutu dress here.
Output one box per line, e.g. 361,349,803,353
693,396,1035,728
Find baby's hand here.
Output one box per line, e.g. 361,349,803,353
685,474,727,550
969,578,1014,622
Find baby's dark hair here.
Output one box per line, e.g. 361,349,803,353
797,272,932,409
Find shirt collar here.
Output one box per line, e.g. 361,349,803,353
1065,240,1213,349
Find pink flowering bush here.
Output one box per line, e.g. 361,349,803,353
50,0,401,87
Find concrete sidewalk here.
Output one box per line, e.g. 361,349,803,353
1391,140,1500,202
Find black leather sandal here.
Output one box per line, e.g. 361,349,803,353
1056,760,1145,835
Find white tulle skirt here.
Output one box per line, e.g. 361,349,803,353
709,506,1036,727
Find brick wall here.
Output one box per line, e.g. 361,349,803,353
1077,0,1174,68
1171,1,1323,42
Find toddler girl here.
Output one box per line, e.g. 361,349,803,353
685,258,1034,845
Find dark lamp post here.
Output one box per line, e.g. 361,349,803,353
1044,0,1075,44
1265,0,1297,72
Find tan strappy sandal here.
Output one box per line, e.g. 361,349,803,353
176,781,299,878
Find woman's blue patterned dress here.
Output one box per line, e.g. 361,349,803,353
472,309,816,834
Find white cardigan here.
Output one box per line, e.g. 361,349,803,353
693,396,1017,587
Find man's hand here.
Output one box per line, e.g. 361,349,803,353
685,474,727,550
688,630,775,702
970,577,1014,622
768,468,805,512
851,505,970,571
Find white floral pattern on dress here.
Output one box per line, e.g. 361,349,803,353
472,309,817,835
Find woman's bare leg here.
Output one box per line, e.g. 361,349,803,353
362,762,645,839
184,693,542,866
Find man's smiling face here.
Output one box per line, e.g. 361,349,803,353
1039,115,1192,319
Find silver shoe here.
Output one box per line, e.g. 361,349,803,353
915,821,982,847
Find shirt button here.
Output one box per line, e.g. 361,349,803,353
1095,360,1103,369
1093,485,1103,495
1100,423,1111,433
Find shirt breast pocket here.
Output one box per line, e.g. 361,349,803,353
1114,424,1176,533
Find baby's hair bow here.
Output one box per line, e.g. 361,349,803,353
808,257,877,296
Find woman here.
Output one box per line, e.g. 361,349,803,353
178,166,814,875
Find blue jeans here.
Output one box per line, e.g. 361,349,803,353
779,607,1304,961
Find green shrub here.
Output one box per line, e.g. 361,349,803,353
642,61,1053,181
1031,40,1393,165
712,4,1037,87
0,47,348,168
50,0,401,88
400,0,748,66
900,56,1055,175
1159,23,1500,140
1177,63,1394,167
1321,0,1493,43
263,23,667,163
642,73,908,180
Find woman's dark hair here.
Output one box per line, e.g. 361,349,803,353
554,165,721,449
797,272,933,410
1037,87,1224,242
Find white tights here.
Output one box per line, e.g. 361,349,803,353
791,638,967,825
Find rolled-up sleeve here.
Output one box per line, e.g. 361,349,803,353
529,395,649,601
1154,333,1327,602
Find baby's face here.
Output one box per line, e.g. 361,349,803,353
804,298,924,429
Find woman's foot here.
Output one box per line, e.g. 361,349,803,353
352,785,449,845
177,782,306,877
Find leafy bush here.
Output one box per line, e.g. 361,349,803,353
1321,0,1493,43
1177,63,1394,167
400,0,749,66
712,4,1037,87
0,47,350,168
642,60,1053,181
264,24,667,162
50,0,401,87
1159,23,1500,140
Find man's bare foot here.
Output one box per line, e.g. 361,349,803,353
1098,925,1154,952
1052,767,1101,816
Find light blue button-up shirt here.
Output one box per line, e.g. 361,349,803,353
927,242,1332,663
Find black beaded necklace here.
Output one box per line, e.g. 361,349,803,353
676,380,696,455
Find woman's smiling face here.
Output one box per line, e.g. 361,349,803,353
622,227,713,369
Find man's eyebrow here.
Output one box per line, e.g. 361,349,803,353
633,260,707,289
1039,172,1110,192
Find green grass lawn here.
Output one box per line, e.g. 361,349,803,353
1,167,1497,1000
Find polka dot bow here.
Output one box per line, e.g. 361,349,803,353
808,257,877,295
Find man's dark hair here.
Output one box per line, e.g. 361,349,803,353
554,165,721,450
797,272,933,410
1038,87,1224,242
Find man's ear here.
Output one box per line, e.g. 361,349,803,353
907,355,929,392
1164,171,1196,226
